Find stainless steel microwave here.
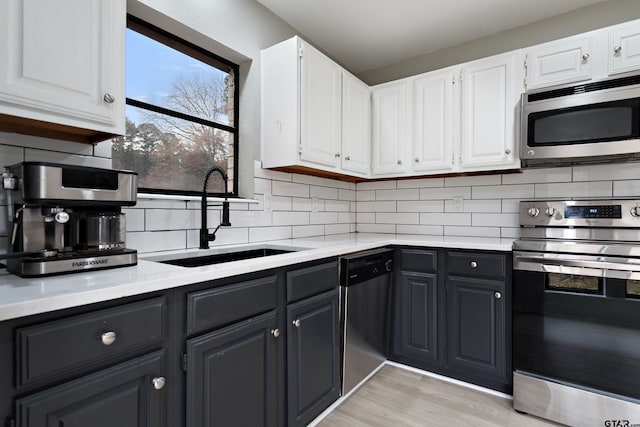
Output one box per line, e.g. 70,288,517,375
520,74,640,167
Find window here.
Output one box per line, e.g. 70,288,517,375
112,16,239,196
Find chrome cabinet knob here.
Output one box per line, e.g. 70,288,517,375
614,45,622,55
397,160,402,165
334,153,341,158
527,207,540,217
344,156,350,161
271,328,280,337
505,149,511,155
152,377,166,390
101,331,117,346
103,93,115,103
582,53,590,61
292,319,301,328
414,157,420,163
494,291,502,299
470,261,478,268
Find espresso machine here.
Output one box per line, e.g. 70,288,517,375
2,162,138,277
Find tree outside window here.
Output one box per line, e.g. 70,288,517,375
112,16,238,196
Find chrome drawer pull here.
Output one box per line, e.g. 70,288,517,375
271,328,280,338
101,331,117,346
293,319,301,328
494,291,502,299
470,261,478,268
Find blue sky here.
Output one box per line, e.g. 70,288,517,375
125,29,227,125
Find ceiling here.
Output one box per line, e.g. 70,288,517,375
256,0,609,74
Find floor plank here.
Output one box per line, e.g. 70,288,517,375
317,365,562,427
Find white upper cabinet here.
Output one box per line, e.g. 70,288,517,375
525,35,595,90
609,21,640,75
371,80,409,175
341,72,371,175
300,42,342,168
524,19,640,89
261,36,370,178
0,0,125,143
412,68,455,174
460,51,523,171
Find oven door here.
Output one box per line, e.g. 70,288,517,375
513,251,640,401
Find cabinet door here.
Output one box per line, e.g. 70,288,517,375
371,81,409,175
446,277,507,382
186,311,280,427
460,51,522,171
397,270,439,361
525,36,594,89
413,69,455,173
609,21,640,75
16,351,166,427
0,0,125,136
341,72,371,175
300,41,342,168
287,289,340,427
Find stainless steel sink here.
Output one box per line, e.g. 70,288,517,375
146,245,304,267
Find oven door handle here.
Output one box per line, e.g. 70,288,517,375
514,254,640,280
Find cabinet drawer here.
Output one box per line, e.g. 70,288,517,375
187,275,278,336
399,248,438,272
447,251,507,279
17,297,166,388
286,260,338,303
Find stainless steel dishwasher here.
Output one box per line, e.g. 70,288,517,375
339,248,394,395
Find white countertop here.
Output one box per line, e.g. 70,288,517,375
0,233,514,322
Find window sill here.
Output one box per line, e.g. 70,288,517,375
137,193,259,204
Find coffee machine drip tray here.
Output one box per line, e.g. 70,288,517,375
10,249,138,278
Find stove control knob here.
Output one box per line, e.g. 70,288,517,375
631,206,640,217
544,207,556,217
527,207,540,217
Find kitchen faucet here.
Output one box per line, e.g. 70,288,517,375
200,165,231,249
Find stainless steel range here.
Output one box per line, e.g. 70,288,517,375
513,199,640,426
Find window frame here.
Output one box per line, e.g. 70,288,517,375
122,15,240,198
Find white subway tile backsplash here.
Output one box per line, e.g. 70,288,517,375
325,223,350,235
356,190,375,201
324,200,351,212
127,230,186,253
338,189,356,201
502,167,571,185
376,212,418,224
292,224,325,238
207,227,250,246
254,178,272,195
534,181,612,198
613,180,640,197
376,188,419,201
292,173,330,187
356,201,396,212
272,181,309,198
249,226,291,242
93,140,113,158
123,208,145,232
230,211,272,227
445,174,501,187
396,224,443,235
472,184,534,200
357,223,396,233
272,196,293,211
254,162,292,182
397,200,444,213
444,226,501,238
310,185,338,200
420,187,471,200
573,162,640,182
357,181,396,190
500,227,521,239
356,212,375,223
472,213,519,228
338,212,356,224
397,177,444,189
272,211,310,226
292,198,313,211
501,199,521,213
310,212,339,225
1,133,94,155
445,199,501,213
420,212,471,226
146,209,198,231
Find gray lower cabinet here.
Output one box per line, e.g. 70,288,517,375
287,289,340,427
391,247,512,393
186,311,280,427
16,350,166,427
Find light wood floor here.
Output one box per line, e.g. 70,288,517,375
316,365,562,427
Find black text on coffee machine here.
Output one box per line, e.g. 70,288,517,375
1,162,138,277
